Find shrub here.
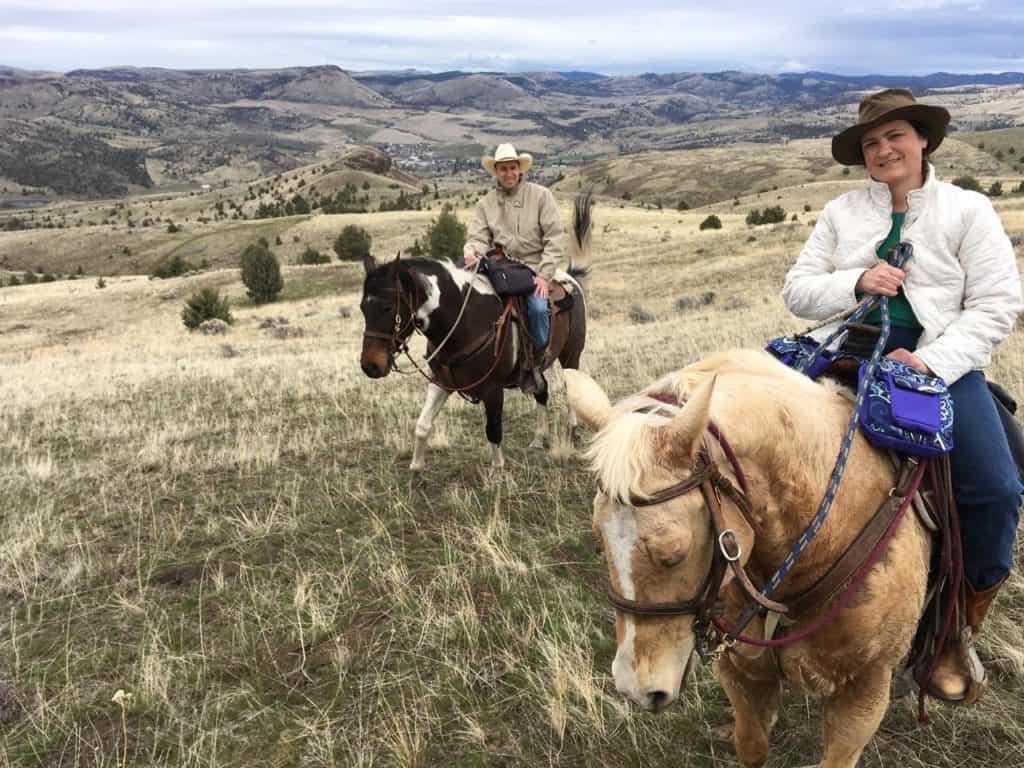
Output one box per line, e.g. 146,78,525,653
240,241,284,303
674,291,716,312
677,199,690,211
182,287,233,330
425,204,467,261
699,214,722,231
96,276,107,289
746,206,786,226
952,175,982,192
23,271,39,285
334,225,372,262
167,221,179,233
988,181,1003,197
299,246,330,265
628,304,655,324
152,254,194,279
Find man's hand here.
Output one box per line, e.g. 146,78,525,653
463,249,481,267
533,275,549,299
886,348,932,375
856,263,907,296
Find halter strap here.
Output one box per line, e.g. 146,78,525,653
603,433,787,649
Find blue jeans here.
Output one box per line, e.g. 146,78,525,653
526,293,549,349
886,326,1023,589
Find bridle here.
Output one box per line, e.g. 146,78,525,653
361,265,424,371
602,402,788,661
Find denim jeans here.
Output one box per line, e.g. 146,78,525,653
885,326,1023,589
526,293,549,349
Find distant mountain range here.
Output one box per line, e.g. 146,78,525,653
2,64,1023,198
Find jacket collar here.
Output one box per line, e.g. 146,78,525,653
497,180,525,206
867,162,937,218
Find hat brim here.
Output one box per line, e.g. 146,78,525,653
832,104,951,166
482,154,533,176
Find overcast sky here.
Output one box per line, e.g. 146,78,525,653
1,1,1023,76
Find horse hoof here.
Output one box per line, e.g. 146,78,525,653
711,721,736,749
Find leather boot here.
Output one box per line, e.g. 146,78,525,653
521,344,547,395
927,577,1006,704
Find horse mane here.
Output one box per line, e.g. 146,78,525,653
586,349,840,503
365,257,495,298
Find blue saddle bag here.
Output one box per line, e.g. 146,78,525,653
767,335,953,458
857,358,954,458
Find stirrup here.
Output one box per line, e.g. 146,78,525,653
925,626,987,705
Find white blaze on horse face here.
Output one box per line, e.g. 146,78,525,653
603,496,696,708
602,500,641,697
415,275,441,331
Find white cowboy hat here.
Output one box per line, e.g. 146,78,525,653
481,143,533,176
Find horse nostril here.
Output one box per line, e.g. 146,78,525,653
646,690,670,712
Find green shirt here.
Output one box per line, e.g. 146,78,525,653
865,212,922,329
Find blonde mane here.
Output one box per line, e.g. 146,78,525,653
586,349,834,503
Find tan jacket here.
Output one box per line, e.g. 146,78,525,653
464,181,564,280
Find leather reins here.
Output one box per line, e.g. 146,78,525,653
361,265,423,369
361,261,516,397
602,404,787,660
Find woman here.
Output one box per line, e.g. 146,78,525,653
783,88,1024,703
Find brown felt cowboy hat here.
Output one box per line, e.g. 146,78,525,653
832,88,951,166
482,143,533,176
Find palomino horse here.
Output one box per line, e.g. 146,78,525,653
565,350,932,768
360,193,591,470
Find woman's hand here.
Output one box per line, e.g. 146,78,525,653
856,263,907,296
886,348,933,375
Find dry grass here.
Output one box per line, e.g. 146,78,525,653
0,166,1023,767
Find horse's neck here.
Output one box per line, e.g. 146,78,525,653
715,394,897,583
407,265,492,350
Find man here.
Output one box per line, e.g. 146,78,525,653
464,143,564,394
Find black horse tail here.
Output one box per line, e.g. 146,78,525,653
568,188,593,292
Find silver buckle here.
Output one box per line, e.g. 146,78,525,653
719,530,741,562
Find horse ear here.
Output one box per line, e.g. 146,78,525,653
363,253,377,275
658,375,716,465
393,251,401,263
564,370,612,432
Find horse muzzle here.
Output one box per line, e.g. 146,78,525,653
360,356,391,378
360,343,393,378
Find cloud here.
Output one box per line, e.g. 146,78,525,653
0,1,1022,75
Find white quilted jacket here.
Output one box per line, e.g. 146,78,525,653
783,165,1023,384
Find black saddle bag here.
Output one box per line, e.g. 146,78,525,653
481,254,536,297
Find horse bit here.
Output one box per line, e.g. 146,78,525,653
603,419,787,661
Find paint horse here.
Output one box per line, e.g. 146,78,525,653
565,349,934,768
360,193,591,470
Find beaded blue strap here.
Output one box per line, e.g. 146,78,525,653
729,242,912,637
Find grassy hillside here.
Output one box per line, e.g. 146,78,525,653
1,185,1023,766
552,136,1024,208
